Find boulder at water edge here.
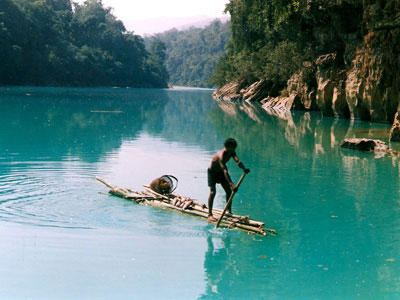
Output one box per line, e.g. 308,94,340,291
389,112,400,142
340,138,389,152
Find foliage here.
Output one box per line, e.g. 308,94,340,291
211,0,362,87
149,20,231,88
0,0,168,87
145,38,170,87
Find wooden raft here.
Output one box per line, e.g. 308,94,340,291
95,176,276,236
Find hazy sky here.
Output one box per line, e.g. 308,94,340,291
78,0,230,35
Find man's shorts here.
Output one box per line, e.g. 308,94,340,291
207,168,228,187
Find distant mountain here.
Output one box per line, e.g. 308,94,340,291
145,19,231,88
174,15,230,32
124,15,230,36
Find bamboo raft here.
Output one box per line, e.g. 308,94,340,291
95,176,276,236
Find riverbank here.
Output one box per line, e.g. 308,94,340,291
212,0,400,142
213,75,400,143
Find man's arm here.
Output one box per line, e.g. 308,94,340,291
218,157,235,189
233,154,250,174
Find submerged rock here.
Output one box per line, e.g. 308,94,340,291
340,138,389,152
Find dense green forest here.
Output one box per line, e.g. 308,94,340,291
148,20,231,88
210,0,359,89
0,0,168,88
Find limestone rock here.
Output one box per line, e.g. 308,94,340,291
261,95,302,120
389,112,400,142
286,69,317,110
241,79,275,102
340,138,389,152
213,79,280,103
316,53,349,118
212,81,243,101
344,0,400,123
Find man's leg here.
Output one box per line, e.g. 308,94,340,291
207,185,217,221
221,182,232,214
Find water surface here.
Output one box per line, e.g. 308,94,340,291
0,86,399,299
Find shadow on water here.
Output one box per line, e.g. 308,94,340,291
0,87,170,163
157,89,221,150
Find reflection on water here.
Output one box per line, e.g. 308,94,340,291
0,87,171,163
205,100,400,299
201,235,236,298
0,87,399,300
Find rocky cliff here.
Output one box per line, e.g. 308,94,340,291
213,0,400,135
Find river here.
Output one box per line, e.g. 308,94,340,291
0,86,399,299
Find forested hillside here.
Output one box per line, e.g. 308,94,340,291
0,0,168,88
149,20,230,88
212,0,400,125
211,0,321,88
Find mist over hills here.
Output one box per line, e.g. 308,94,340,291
145,18,231,88
127,15,230,36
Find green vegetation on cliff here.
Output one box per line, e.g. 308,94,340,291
212,0,400,124
211,0,362,88
0,0,168,88
149,20,231,88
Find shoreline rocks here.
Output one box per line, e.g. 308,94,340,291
212,1,400,130
212,81,243,101
261,95,304,119
340,138,389,152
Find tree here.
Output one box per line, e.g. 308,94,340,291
150,20,231,88
0,0,168,88
211,0,362,88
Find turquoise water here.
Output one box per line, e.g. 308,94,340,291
0,86,399,300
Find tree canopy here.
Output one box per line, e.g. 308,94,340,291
149,20,231,88
0,0,168,87
210,0,362,88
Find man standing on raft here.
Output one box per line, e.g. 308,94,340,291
207,138,250,222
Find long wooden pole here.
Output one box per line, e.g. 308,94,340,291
215,172,247,229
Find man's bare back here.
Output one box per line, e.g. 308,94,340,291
209,149,237,173
207,138,250,221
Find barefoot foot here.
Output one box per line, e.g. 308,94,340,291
208,215,217,222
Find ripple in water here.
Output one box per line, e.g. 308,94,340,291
0,162,97,229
